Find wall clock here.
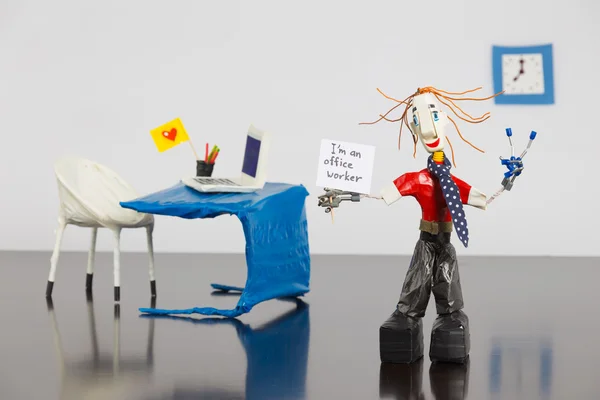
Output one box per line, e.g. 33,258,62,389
492,44,554,104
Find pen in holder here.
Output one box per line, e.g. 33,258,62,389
199,144,220,176
196,160,214,177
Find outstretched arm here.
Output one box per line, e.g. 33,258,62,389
379,172,418,205
452,175,488,210
317,173,416,212
452,130,537,209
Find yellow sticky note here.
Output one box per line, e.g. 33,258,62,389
149,117,190,152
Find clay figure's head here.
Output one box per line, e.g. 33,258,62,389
408,92,450,153
360,85,504,166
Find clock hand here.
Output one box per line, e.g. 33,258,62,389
519,58,525,73
513,71,522,82
513,58,525,81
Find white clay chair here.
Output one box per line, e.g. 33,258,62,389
46,157,156,301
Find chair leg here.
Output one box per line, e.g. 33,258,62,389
86,228,98,293
146,224,157,297
47,222,67,297
113,302,121,375
112,228,122,302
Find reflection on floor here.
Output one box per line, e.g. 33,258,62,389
144,298,310,400
380,357,470,400
489,337,552,400
1,251,597,399
46,294,155,400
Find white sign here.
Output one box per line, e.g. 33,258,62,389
316,139,375,194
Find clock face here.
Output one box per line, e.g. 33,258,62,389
501,53,545,95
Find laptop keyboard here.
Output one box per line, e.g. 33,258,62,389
193,177,240,186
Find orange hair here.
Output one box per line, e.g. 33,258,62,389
359,86,503,167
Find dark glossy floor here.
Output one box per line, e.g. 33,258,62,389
1,251,598,399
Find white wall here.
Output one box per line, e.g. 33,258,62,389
0,0,597,256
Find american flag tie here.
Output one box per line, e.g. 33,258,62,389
427,154,469,248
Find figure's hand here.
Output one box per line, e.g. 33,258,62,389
500,155,524,190
498,128,536,191
317,188,360,213
317,189,340,213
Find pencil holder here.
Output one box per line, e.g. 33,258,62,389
196,160,214,177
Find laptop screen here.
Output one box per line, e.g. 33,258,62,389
242,135,261,177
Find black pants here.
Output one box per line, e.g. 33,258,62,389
397,231,464,318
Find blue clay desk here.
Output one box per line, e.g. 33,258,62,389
120,182,310,318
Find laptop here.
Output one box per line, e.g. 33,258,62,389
182,124,270,193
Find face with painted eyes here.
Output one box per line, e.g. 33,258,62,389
408,93,450,153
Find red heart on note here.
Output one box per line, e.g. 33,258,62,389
162,128,177,141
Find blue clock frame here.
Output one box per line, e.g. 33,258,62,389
492,44,555,105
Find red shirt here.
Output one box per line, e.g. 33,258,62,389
393,168,472,223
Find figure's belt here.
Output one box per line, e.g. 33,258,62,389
419,219,453,234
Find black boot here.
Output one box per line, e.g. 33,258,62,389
429,310,470,364
380,310,424,364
